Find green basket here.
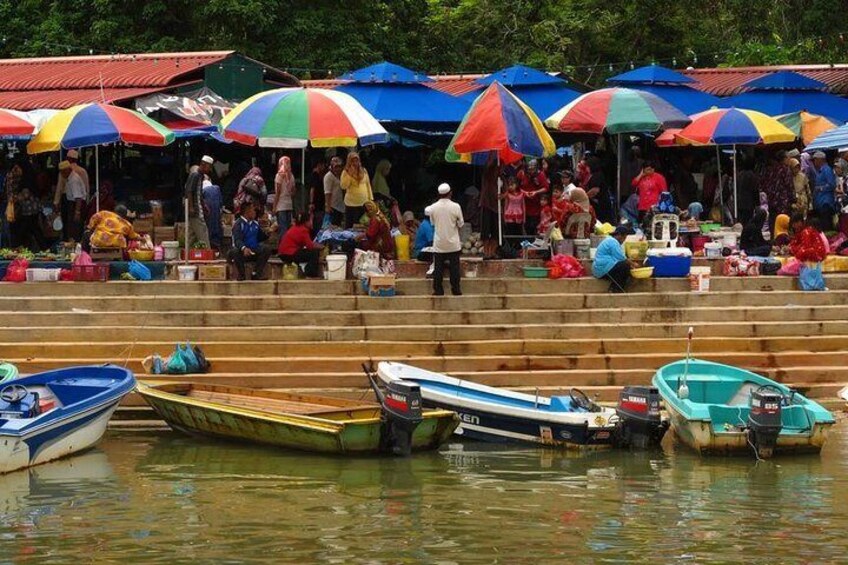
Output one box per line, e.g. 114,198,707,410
699,222,721,235
523,266,550,278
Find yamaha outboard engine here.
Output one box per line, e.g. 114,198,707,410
614,386,669,449
747,386,783,458
368,374,424,456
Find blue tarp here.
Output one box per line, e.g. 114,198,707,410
461,83,581,121
340,62,433,84
476,64,564,87
742,71,827,91
608,65,696,85
805,123,848,151
335,82,469,125
720,90,848,122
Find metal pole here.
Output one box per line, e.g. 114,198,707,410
184,197,189,265
716,146,723,225
733,144,738,222
95,146,100,212
616,134,622,212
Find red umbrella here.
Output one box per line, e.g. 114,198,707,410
0,109,35,137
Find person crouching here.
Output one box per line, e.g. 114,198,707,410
592,225,633,293
228,202,271,281
278,212,324,279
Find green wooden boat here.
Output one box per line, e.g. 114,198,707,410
137,382,459,456
0,362,18,384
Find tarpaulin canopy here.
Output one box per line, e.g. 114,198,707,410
476,65,564,87
340,61,433,84
721,71,848,122
135,86,234,130
608,65,696,85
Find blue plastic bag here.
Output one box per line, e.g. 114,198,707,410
165,350,187,374
179,343,201,373
799,263,826,291
128,260,152,281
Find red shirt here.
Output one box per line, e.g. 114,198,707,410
518,170,549,217
632,172,668,211
278,224,316,256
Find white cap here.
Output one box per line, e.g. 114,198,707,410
437,183,451,195
201,155,214,165
66,149,80,159
813,151,826,159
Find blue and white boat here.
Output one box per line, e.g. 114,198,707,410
0,365,135,474
376,362,667,449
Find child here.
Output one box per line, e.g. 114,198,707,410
537,194,554,236
500,177,525,238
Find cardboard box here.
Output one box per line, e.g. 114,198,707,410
198,264,227,281
132,218,154,234
154,226,176,244
367,274,396,297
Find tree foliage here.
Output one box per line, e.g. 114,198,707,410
1,0,847,85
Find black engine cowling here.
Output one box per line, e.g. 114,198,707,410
747,386,783,458
369,375,424,456
614,386,668,449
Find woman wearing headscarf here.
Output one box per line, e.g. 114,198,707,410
740,208,772,257
557,188,597,238
272,156,295,238
772,213,792,247
359,200,395,259
584,156,613,223
234,166,267,214
340,152,373,228
372,159,392,201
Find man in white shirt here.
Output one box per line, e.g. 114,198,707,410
323,156,345,226
424,183,464,296
53,148,90,209
59,160,87,241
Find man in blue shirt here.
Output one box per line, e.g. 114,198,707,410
228,203,271,280
592,226,632,293
812,151,837,231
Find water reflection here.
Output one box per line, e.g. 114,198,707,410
0,426,843,563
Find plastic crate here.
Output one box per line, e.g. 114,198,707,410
72,264,110,282
25,268,61,282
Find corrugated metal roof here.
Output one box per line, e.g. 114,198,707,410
0,87,174,110
683,65,848,96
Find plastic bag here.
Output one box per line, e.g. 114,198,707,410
799,263,826,291
73,251,93,267
777,258,803,277
193,345,211,373
128,260,152,281
321,214,332,230
352,250,380,279
59,269,74,282
545,254,585,279
3,258,29,282
179,343,201,373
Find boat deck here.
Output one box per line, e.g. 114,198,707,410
185,389,378,417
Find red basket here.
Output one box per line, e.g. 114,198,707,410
72,263,110,282
181,249,215,261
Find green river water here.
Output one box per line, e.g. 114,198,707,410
1,423,847,564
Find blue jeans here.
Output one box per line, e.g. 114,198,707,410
277,210,292,239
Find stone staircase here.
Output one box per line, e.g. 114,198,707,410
1,275,847,424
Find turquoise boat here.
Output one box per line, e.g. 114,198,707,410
0,363,18,384
653,359,835,458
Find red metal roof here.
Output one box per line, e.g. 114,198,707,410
0,87,176,110
683,65,848,96
302,73,484,97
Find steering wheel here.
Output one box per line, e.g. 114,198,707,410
569,388,594,411
0,384,28,404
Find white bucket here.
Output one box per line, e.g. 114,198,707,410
326,254,347,281
177,265,197,281
722,233,738,248
704,242,722,259
162,241,180,261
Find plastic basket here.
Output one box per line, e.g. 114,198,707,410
72,264,110,282
26,268,61,282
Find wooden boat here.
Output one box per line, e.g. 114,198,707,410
136,382,459,456
376,362,668,449
0,365,136,474
653,359,835,458
0,362,18,384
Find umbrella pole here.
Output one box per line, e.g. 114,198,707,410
733,144,738,223
716,146,723,225
301,148,306,205
497,154,503,247
95,146,100,213
616,134,622,214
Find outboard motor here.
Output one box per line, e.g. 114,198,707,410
368,374,423,456
747,386,783,458
614,386,669,449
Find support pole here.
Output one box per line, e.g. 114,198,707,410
716,146,723,225
733,144,738,223
184,197,189,265
616,134,622,213
95,146,100,212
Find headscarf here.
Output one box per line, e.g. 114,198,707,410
373,159,392,197
569,188,591,212
234,166,266,210
277,156,293,179
687,202,704,219
774,214,790,239
800,152,814,177
364,200,389,228
345,152,364,182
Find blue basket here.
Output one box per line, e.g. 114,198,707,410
645,255,692,277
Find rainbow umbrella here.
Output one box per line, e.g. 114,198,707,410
675,108,796,220
777,111,840,146
27,103,175,153
446,81,555,165
219,87,388,148
0,109,35,138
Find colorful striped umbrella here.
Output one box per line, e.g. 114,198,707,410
674,108,796,146
0,109,35,138
777,111,840,146
219,87,388,148
27,103,175,154
545,87,690,134
446,81,555,165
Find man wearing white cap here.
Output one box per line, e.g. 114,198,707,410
425,183,464,296
183,155,213,248
53,149,90,221
57,160,87,241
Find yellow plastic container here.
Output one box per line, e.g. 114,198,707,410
624,241,648,261
630,266,654,279
394,234,411,261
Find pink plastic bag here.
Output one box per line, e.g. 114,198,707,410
545,254,585,279
2,258,29,282
73,251,94,267
777,258,803,276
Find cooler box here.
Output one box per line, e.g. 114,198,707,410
645,248,692,277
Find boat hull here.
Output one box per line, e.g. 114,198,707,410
139,385,458,455
665,399,833,456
